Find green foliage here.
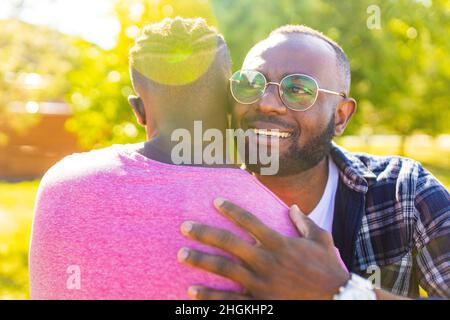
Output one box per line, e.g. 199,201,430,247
63,39,145,149
0,20,75,135
0,20,72,103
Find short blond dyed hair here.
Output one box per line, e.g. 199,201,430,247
130,17,229,86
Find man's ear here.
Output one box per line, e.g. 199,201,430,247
128,95,146,126
334,98,356,136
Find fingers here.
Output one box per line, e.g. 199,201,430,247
181,221,261,264
214,198,284,248
188,286,251,300
177,247,256,287
289,204,333,245
288,204,309,237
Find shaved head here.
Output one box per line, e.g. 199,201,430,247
268,25,351,95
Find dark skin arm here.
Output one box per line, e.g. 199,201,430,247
177,198,410,300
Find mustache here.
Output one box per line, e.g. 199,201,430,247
242,114,298,131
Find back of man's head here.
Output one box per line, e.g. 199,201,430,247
129,17,231,134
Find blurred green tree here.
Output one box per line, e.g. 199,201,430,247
0,19,79,143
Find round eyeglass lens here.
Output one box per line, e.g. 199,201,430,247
230,70,266,104
280,74,318,110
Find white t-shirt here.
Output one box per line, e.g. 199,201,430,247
308,157,339,233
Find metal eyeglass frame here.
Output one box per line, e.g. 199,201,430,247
229,70,347,112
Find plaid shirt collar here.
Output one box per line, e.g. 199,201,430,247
330,142,377,194
329,142,450,298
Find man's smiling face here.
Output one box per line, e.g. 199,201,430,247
232,33,352,176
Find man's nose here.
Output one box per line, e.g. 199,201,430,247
256,83,287,115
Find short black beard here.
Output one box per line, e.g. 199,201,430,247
245,114,335,176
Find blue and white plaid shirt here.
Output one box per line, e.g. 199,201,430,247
330,143,450,298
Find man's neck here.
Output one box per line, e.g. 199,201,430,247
255,157,329,215
140,119,232,167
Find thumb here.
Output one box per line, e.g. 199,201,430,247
289,204,328,243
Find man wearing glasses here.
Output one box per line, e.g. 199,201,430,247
178,25,450,299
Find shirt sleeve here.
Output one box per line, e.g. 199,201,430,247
413,164,450,298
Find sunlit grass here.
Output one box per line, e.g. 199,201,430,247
0,180,39,299
0,136,448,299
335,135,450,187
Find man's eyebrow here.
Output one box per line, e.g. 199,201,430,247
276,71,317,83
248,68,271,80
281,70,316,78
246,68,318,83
251,69,283,82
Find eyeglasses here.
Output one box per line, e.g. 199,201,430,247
229,70,347,111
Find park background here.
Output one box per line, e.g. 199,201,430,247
0,0,449,299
